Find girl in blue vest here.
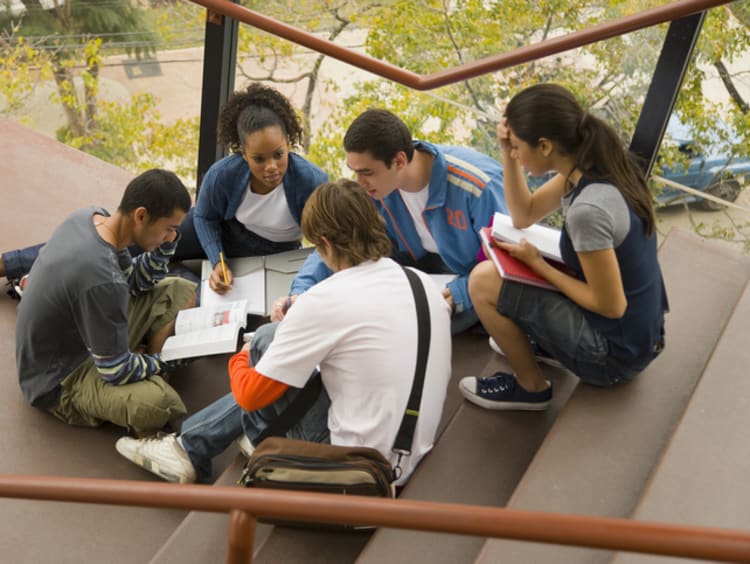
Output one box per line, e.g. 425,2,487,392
460,83,668,411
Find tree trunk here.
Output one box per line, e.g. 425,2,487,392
53,64,85,138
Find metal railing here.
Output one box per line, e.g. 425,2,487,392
1,474,749,564
189,0,731,90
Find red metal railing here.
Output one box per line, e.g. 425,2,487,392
0,474,749,564
189,0,732,90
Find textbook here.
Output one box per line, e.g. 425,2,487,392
480,227,563,291
160,300,252,361
490,212,562,262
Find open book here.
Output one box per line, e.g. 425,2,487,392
491,212,562,262
480,227,564,291
160,300,251,361
199,248,315,315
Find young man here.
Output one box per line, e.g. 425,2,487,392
272,109,507,334
16,169,197,433
115,179,452,485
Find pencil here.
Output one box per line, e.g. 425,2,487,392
219,251,228,285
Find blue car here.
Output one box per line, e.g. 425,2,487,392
654,120,750,211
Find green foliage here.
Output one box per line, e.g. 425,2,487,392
56,93,199,189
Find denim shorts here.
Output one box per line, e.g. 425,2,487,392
497,280,658,387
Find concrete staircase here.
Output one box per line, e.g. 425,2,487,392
3,118,750,564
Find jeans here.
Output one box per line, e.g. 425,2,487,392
179,322,330,482
2,243,44,280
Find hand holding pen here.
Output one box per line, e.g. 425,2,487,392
209,251,234,294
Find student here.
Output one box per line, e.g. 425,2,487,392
115,179,452,484
271,108,507,334
16,169,198,432
0,83,328,297
460,83,668,411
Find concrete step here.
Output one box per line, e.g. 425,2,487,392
610,277,750,564
473,228,750,564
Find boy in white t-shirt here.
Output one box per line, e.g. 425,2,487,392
115,179,453,484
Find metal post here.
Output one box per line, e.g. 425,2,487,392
226,509,256,564
196,3,238,192
629,12,706,175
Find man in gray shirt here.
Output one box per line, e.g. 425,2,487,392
16,169,197,433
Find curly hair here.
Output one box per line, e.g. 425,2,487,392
217,83,304,154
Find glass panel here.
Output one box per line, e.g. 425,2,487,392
654,3,750,251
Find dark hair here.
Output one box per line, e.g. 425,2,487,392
343,109,414,167
301,179,391,267
118,169,191,220
505,83,655,236
217,83,304,154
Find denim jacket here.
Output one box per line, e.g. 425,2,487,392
194,153,328,266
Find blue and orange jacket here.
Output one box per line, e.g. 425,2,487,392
291,140,507,315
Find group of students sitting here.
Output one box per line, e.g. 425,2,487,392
5,82,668,485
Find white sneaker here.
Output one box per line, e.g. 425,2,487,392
236,434,254,458
115,433,196,484
488,337,563,369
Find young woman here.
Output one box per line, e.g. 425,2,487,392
0,83,327,298
172,82,328,294
460,83,668,411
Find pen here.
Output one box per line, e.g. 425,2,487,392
219,251,228,285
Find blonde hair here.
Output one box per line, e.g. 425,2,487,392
301,179,391,267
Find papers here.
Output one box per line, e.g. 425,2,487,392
199,248,314,316
490,212,562,262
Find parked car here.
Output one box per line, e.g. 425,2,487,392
654,120,750,211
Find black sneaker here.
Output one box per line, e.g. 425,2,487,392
6,275,27,300
459,372,552,411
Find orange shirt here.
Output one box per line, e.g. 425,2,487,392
228,350,289,412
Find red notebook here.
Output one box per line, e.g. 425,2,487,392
480,227,565,291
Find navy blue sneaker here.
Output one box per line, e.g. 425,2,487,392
488,337,564,369
459,372,552,411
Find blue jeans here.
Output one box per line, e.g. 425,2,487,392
179,322,330,482
2,243,44,280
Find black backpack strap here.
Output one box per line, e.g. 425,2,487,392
254,370,323,445
392,267,431,472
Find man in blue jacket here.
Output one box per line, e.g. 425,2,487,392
273,109,507,334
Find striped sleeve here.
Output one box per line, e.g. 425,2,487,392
126,234,180,296
92,350,166,385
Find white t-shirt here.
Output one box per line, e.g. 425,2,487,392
255,258,452,484
235,182,301,242
399,185,439,253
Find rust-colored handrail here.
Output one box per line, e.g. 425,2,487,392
0,474,749,564
189,0,732,90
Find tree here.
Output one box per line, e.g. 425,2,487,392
0,0,158,140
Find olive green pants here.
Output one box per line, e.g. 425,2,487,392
49,277,196,433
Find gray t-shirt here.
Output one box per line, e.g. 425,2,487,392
561,182,630,252
16,206,132,407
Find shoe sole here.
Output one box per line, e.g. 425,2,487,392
459,380,550,411
488,338,564,369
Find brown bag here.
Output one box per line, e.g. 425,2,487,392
240,437,395,529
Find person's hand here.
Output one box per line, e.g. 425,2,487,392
209,261,233,294
496,118,512,154
442,287,454,312
497,239,545,270
270,294,298,322
240,341,251,353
